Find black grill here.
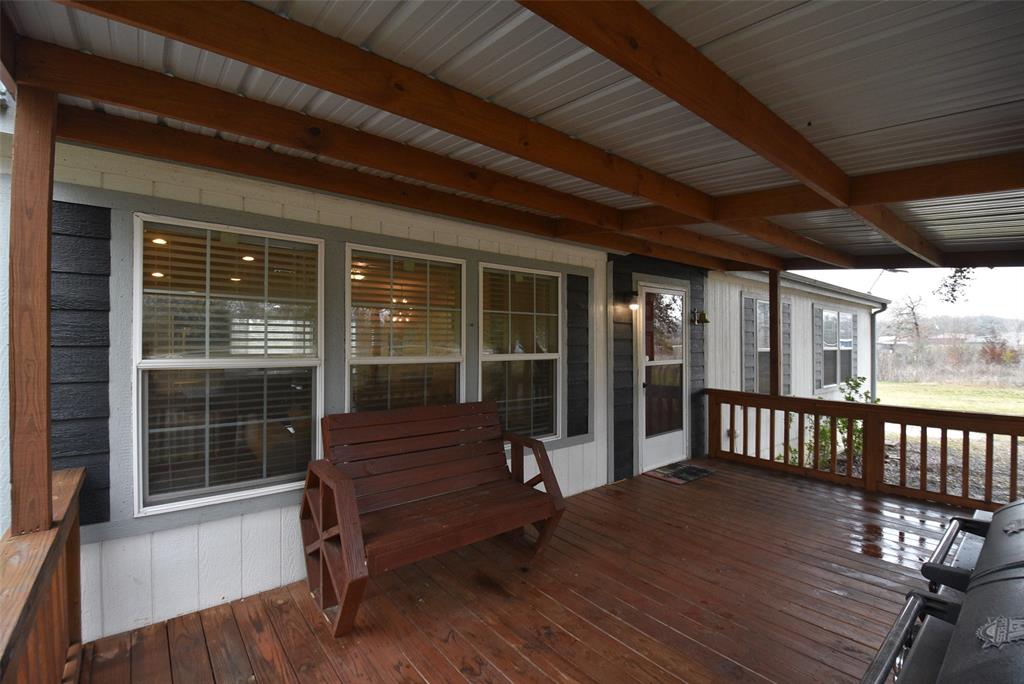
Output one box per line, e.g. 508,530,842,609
863,500,1024,683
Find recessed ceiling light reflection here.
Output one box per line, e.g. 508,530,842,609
151,272,165,278
152,238,168,245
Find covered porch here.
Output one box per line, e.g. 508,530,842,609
78,459,956,683
1,1,1023,683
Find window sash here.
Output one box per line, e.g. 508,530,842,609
346,245,466,412
134,214,324,514
480,265,562,439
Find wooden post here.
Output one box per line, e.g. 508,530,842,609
863,414,885,491
707,393,721,458
8,86,57,535
768,270,782,396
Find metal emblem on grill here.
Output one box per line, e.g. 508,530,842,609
1004,519,1024,535
977,617,1024,649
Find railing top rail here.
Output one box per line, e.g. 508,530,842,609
0,468,85,677
705,389,1024,434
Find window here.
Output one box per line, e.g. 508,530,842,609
480,267,560,438
755,300,770,394
137,216,321,510
348,248,463,411
820,308,856,387
839,312,854,381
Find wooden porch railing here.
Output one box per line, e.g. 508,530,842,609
707,389,1024,511
0,468,85,684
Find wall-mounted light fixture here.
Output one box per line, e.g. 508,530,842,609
628,291,640,311
690,309,710,326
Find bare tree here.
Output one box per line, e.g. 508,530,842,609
893,296,923,346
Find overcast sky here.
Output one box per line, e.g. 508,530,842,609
791,267,1024,320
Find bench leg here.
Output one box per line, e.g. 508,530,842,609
531,510,563,560
330,574,368,637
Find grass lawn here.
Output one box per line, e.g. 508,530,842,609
877,381,1024,416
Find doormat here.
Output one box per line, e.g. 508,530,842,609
644,462,713,485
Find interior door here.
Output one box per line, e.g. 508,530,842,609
638,286,687,471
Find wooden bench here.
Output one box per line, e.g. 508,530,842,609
299,401,565,636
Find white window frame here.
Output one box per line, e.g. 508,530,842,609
478,263,564,441
132,213,325,517
820,307,854,389
754,298,771,394
344,243,467,412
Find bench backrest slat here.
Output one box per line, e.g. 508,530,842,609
322,401,509,514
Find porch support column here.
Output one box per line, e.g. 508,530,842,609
768,270,782,397
8,86,57,535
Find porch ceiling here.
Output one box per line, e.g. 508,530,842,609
4,0,1024,269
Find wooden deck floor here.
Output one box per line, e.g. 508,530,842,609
80,459,963,683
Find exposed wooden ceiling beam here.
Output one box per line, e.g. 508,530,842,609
851,205,944,267
572,231,736,271
784,250,1024,270
626,226,783,271
519,2,975,268
0,6,17,97
715,152,1024,221
16,38,620,231
17,36,798,271
522,0,850,207
621,205,702,231
718,219,857,269
849,152,1024,206
58,0,716,221
56,106,712,270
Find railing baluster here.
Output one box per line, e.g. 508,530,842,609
920,425,928,492
962,432,970,499
755,406,762,460
940,428,948,495
770,408,776,462
846,417,854,477
985,433,994,503
813,414,821,471
1012,435,1019,502
830,416,838,474
729,403,736,455
799,413,806,469
899,423,907,488
783,411,790,465
743,404,749,458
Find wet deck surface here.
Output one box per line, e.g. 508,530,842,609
81,459,963,683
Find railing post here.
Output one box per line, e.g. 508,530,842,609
864,413,884,491
708,393,721,458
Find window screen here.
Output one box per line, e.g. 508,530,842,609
481,268,560,438
348,250,463,411
139,220,320,507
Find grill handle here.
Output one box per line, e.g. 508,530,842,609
921,516,989,592
860,592,961,684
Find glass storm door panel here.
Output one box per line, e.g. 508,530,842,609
639,287,687,471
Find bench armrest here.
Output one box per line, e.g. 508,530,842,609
306,461,368,582
503,432,565,510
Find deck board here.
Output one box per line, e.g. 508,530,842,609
79,459,962,683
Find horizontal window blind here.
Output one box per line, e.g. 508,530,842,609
138,218,321,509
348,249,463,411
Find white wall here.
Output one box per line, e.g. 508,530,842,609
705,271,880,459
0,134,610,641
706,271,876,399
